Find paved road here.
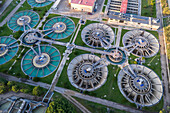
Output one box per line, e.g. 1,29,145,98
0,73,151,113
0,0,13,15
156,0,170,109
0,0,26,27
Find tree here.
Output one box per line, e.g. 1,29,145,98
165,26,170,41
163,7,170,15
7,81,14,89
150,0,155,6
32,86,41,96
20,89,29,93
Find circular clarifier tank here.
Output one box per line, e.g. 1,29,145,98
81,23,115,48
8,10,39,31
27,0,52,7
20,29,42,46
105,47,127,65
43,16,75,40
21,45,61,77
123,30,160,58
67,54,108,91
118,64,163,107
0,36,19,65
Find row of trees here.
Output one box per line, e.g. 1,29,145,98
161,0,170,15
0,79,46,96
46,98,76,113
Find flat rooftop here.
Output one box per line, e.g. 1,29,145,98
70,0,96,6
109,11,160,26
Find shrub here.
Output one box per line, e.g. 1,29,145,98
20,89,29,93
0,85,6,94
2,69,8,73
143,5,148,8
32,86,41,96
7,81,14,89
33,77,40,82
12,85,19,92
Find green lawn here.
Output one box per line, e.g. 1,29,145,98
104,0,108,5
102,6,106,12
8,47,30,79
141,0,156,18
16,1,31,12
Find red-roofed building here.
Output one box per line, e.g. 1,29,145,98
69,0,96,13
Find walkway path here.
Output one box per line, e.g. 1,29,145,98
115,26,122,47
0,73,150,113
31,36,116,56
156,0,170,109
72,23,81,44
0,0,13,15
42,45,74,101
0,0,26,27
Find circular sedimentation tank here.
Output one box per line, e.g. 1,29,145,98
19,29,43,46
67,54,108,91
0,36,19,65
27,0,52,7
105,47,127,65
21,45,61,77
43,16,75,40
81,23,115,48
123,30,159,58
8,10,39,31
118,64,163,106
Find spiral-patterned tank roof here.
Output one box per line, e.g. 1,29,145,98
67,54,108,91
0,36,19,65
123,30,160,58
27,0,52,7
21,45,61,77
43,16,75,40
81,23,115,48
8,10,39,31
118,64,163,106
